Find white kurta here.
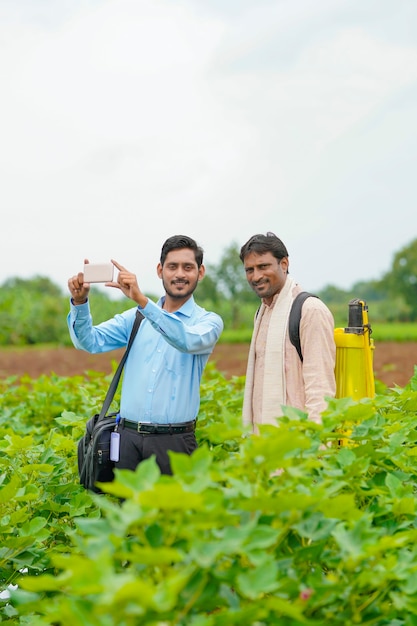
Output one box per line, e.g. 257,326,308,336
242,278,336,428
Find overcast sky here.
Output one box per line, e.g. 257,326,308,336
1,0,416,299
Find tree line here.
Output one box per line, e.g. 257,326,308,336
1,238,417,347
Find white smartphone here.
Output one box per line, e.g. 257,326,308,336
83,262,114,283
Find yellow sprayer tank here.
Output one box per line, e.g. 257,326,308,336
334,299,375,400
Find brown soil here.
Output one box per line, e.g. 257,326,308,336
0,342,416,389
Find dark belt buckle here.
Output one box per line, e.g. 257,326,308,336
141,423,158,435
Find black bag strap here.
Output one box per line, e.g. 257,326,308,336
288,292,318,362
97,309,144,421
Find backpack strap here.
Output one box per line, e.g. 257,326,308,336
289,292,319,362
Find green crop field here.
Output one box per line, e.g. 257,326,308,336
220,323,417,344
2,365,417,624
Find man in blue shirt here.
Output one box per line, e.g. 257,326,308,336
67,235,223,475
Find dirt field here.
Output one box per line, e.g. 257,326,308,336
0,342,416,389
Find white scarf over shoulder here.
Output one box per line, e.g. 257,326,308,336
242,276,295,427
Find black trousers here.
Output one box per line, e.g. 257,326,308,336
116,425,198,475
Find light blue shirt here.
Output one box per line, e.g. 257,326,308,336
67,296,223,424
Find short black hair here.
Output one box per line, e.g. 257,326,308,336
160,235,204,268
239,231,289,262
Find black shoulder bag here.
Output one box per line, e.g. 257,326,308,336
77,310,144,493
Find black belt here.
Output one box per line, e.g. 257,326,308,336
122,419,196,435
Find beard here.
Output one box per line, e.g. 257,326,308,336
251,280,276,300
163,277,199,300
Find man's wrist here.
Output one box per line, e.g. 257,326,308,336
136,295,148,308
71,297,88,306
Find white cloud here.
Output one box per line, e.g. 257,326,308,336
0,0,416,299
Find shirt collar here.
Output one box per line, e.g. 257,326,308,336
158,295,195,318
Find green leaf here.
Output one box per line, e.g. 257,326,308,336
139,482,203,510
317,493,359,520
19,573,64,592
386,472,406,497
19,516,48,537
20,463,54,475
126,545,183,566
170,444,213,488
244,525,279,551
392,498,416,516
237,558,280,599
264,595,310,622
0,474,21,503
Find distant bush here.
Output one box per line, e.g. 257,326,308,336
1,275,416,347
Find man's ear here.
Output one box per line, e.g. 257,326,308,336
157,262,163,278
198,264,206,280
